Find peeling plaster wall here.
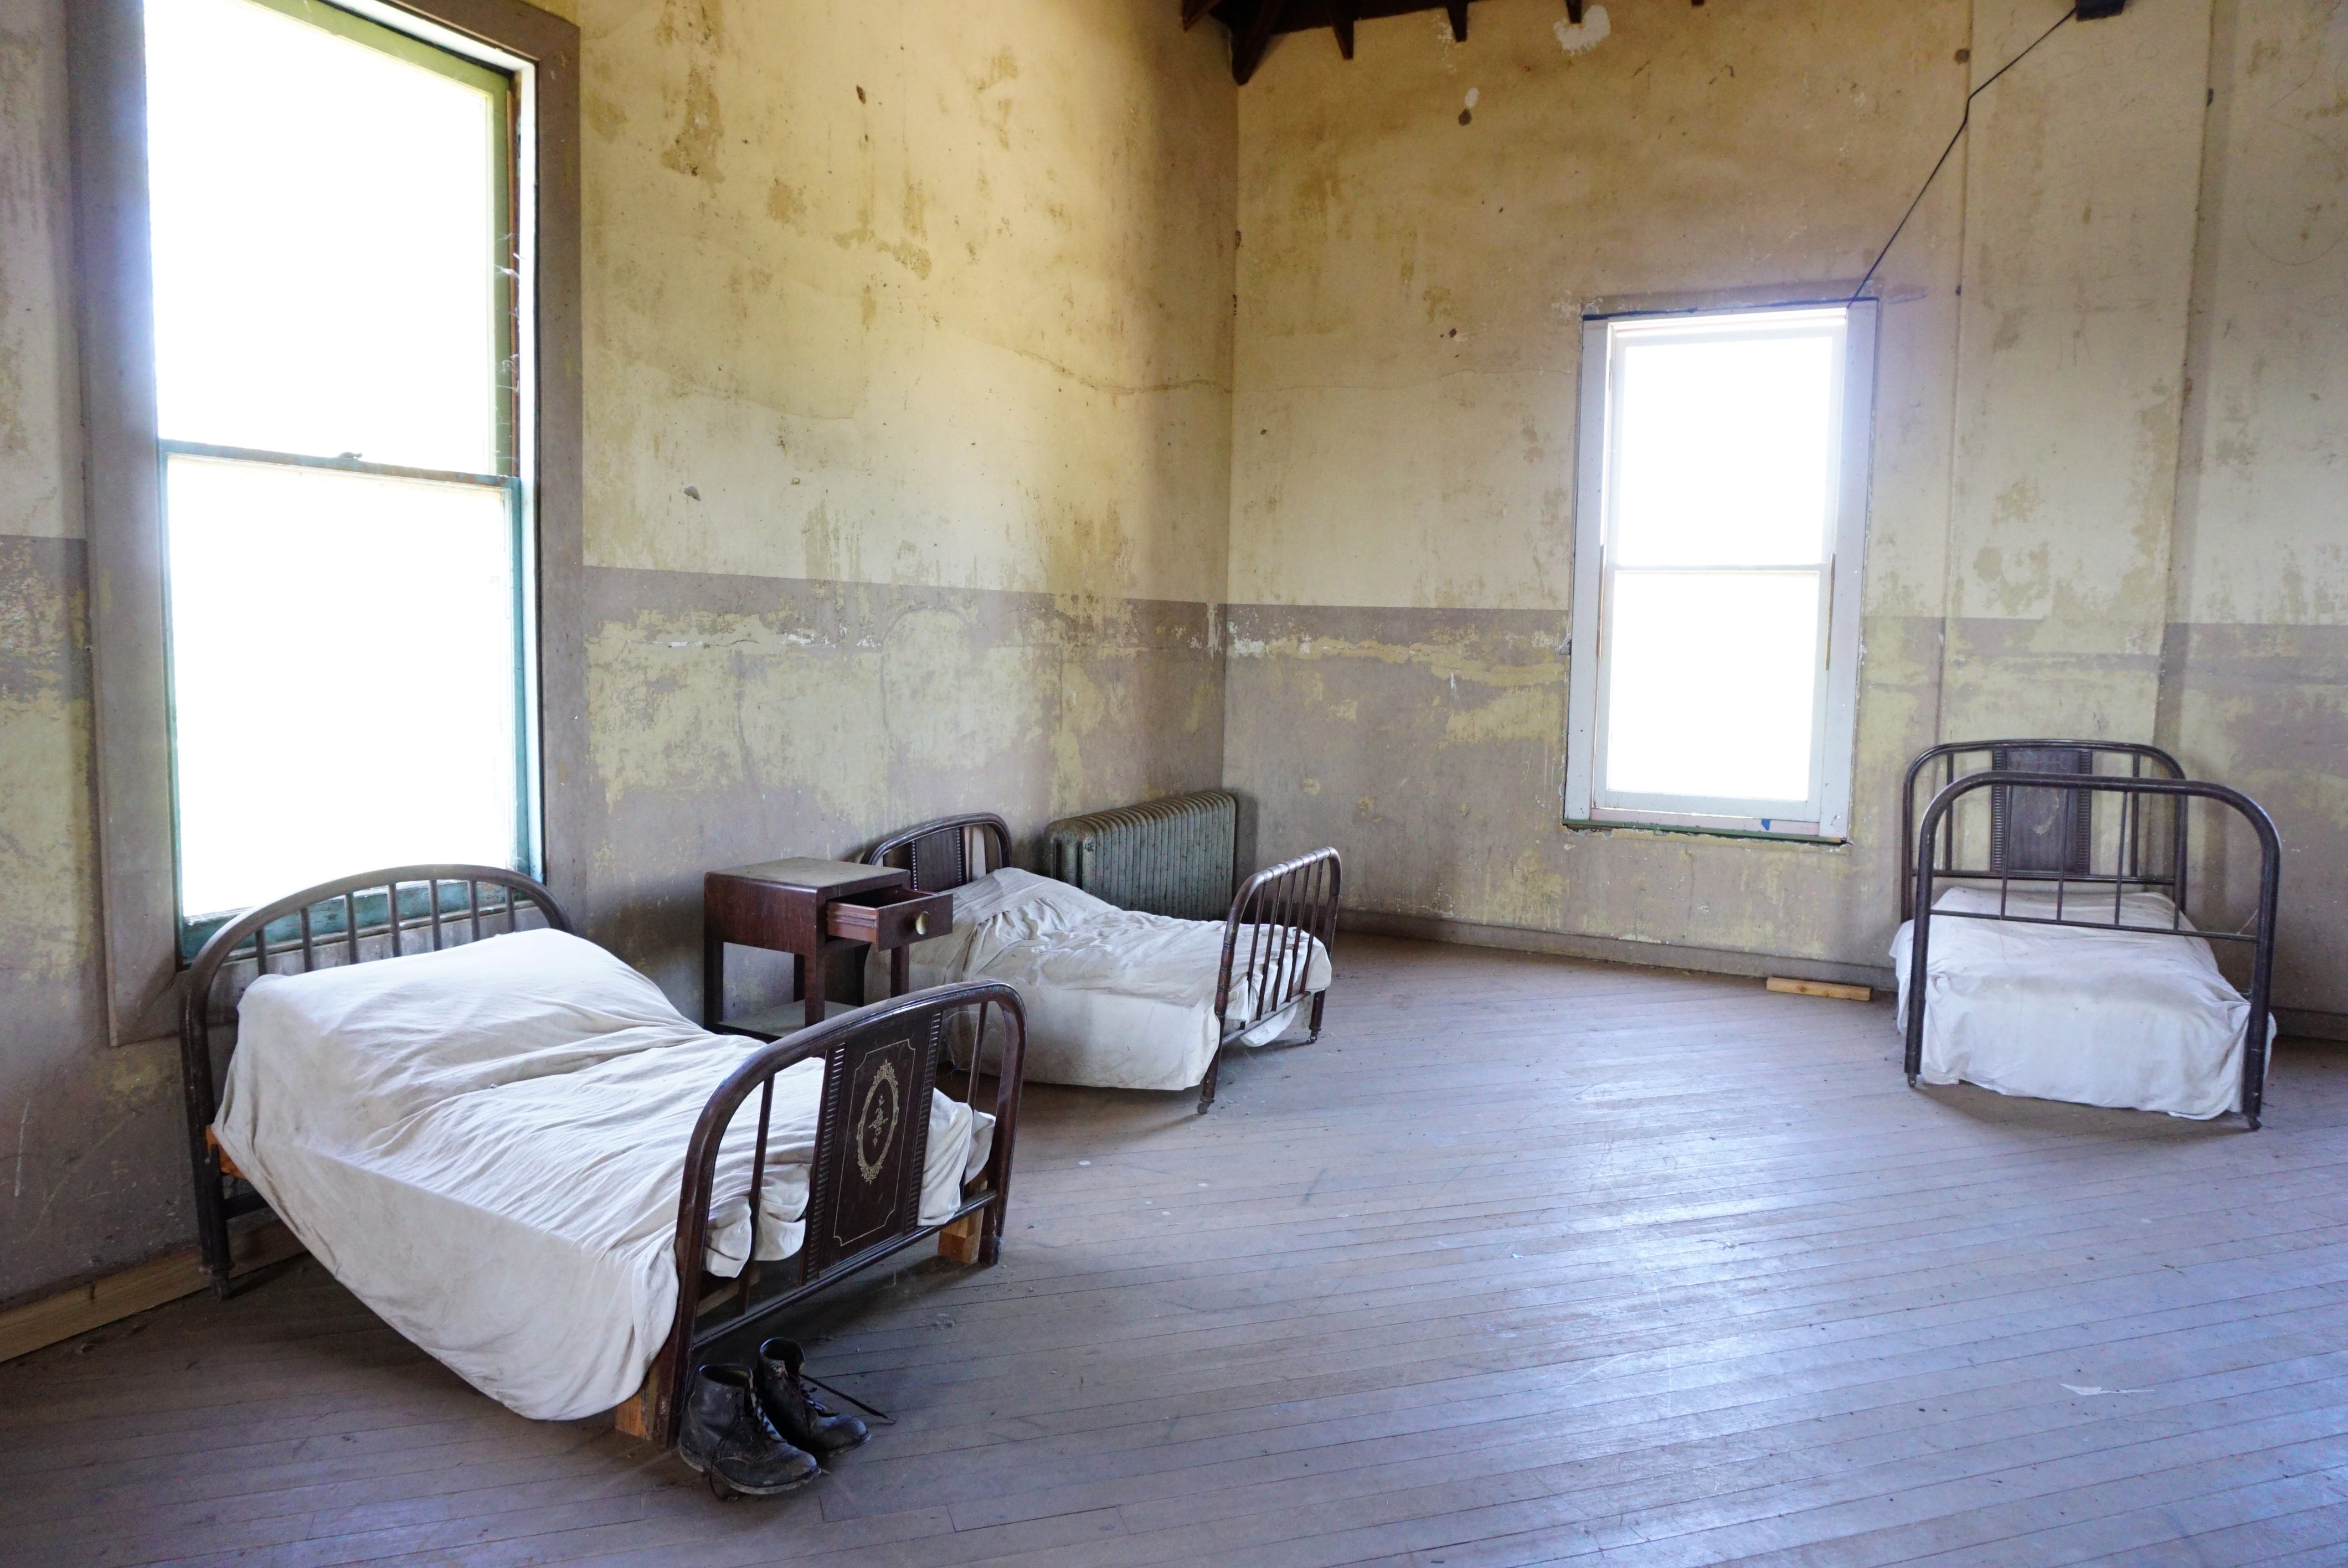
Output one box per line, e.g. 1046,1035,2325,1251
2165,0,2348,1018
569,0,1239,1005
0,0,190,1306
1226,0,2346,1017
2,0,1237,1305
1226,0,1972,983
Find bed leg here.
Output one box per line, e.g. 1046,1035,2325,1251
1307,989,1327,1043
1197,1050,1221,1114
1906,1074,1918,1088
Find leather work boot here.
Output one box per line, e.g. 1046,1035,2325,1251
676,1364,821,1498
754,1337,870,1456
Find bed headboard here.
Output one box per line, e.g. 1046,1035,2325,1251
865,813,1013,894
179,864,570,1282
1899,740,2187,922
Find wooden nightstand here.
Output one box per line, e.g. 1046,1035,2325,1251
703,857,956,1038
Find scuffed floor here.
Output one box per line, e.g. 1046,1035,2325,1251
5,935,2347,1566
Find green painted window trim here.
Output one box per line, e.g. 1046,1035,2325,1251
1562,818,1851,849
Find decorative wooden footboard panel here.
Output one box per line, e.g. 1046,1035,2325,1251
623,981,1026,1447
1203,846,1342,1112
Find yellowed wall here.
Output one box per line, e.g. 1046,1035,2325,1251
0,0,1239,1304
1223,0,2347,1019
1225,0,1973,984
6,0,2342,1308
563,0,1238,1003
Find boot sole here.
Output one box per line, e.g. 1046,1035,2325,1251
708,1468,820,1500
679,1447,821,1498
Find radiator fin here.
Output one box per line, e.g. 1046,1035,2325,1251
1044,791,1237,920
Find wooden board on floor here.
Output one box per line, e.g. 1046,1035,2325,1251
2,936,2342,1568
0,1220,302,1365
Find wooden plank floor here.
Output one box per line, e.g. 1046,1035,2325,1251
7,935,2347,1567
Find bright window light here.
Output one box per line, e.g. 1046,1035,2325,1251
146,0,502,473
165,457,519,917
144,0,529,935
1567,305,1873,835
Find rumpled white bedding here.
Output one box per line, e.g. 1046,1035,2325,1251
1892,886,2272,1120
212,929,991,1421
875,868,1332,1092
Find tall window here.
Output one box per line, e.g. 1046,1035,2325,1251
144,0,535,944
1564,304,1876,839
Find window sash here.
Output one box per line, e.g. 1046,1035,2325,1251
157,442,531,956
70,0,578,1046
1565,301,1876,840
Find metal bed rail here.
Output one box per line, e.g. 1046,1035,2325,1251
866,812,1015,894
181,864,570,1286
1899,739,2189,922
1903,772,2281,1126
1203,846,1342,1113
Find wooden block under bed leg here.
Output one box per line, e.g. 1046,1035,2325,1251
937,1213,983,1265
611,1371,656,1441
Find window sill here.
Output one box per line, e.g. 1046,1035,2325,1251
1562,818,1850,848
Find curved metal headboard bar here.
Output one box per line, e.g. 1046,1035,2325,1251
864,813,1014,894
184,863,571,1035
1904,771,2283,1123
178,862,570,1283
1898,740,2189,922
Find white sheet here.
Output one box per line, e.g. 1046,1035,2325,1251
1892,886,2272,1120
875,869,1332,1092
213,929,991,1421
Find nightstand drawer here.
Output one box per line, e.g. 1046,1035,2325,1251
824,887,954,948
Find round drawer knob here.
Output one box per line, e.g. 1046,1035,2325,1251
914,912,929,936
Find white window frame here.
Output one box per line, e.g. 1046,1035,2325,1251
1563,301,1877,841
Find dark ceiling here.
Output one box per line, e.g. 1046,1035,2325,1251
1188,1,1602,84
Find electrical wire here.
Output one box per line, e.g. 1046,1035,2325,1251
1849,6,2079,305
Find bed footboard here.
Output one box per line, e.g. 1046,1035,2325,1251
1905,771,2281,1126
1202,847,1342,1113
624,980,1027,1448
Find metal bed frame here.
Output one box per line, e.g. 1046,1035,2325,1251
181,864,1026,1448
1899,744,2283,1126
866,814,1342,1112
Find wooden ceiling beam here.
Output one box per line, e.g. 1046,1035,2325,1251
1182,0,1217,29
1566,0,1584,20
1332,0,1356,59
1232,0,1293,85
1446,1,1469,40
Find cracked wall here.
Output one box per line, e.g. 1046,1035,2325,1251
0,0,189,1306
1,0,1238,1306
1226,0,1970,988
563,0,1239,1007
1226,0,2347,1020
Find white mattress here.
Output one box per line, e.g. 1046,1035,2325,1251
875,868,1332,1092
212,929,992,1421
1892,886,2272,1120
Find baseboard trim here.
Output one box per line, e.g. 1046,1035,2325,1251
1340,910,1898,994
0,1219,302,1364
2275,1008,2348,1044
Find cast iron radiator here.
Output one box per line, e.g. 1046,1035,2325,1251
1044,790,1237,920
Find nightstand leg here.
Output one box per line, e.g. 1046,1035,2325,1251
703,935,724,1030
